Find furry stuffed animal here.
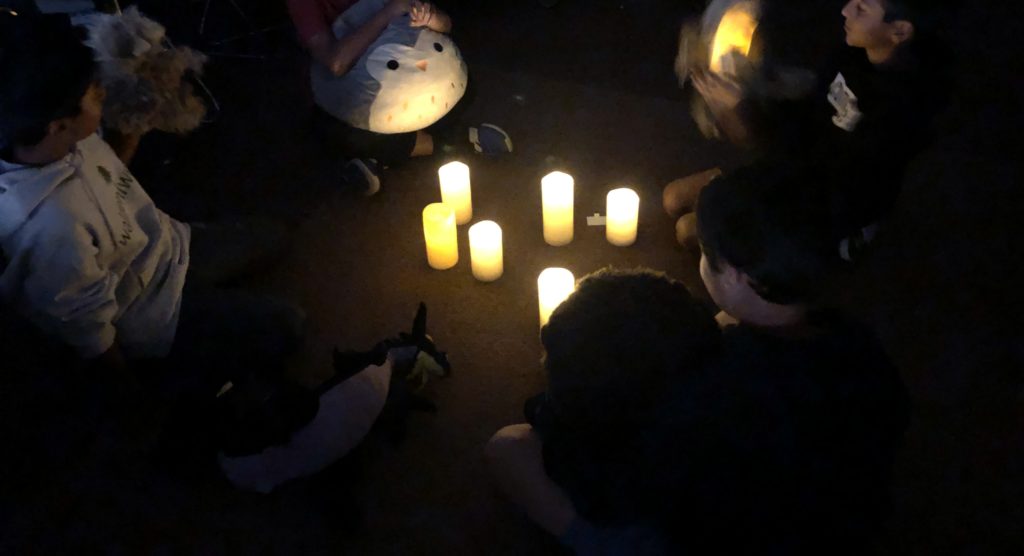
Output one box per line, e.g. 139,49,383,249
676,0,814,139
84,7,207,135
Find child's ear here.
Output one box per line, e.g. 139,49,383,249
890,20,914,46
46,118,70,137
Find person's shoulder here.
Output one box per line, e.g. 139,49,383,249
718,316,893,383
81,133,124,162
802,311,888,357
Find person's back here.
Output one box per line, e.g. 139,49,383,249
669,313,908,553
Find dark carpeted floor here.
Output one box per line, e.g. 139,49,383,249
2,0,1021,553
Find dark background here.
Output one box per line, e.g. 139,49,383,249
2,0,1021,553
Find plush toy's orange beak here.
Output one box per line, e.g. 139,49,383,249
416,60,429,72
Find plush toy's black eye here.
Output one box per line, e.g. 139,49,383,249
433,42,444,53
387,60,399,70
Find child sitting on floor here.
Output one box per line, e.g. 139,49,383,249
678,164,911,553
487,165,910,554
288,0,512,195
665,0,951,258
0,11,400,493
486,267,721,554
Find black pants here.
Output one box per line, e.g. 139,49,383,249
312,78,478,166
162,221,305,400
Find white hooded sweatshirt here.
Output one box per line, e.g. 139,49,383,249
0,134,190,358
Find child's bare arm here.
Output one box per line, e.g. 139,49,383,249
309,0,413,76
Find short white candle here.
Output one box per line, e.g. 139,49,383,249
541,171,574,246
469,220,503,282
422,203,458,270
438,161,473,225
606,187,640,246
537,267,576,327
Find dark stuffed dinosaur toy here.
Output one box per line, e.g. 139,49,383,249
213,302,450,492
330,302,451,440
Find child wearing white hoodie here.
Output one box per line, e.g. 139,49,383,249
1,12,402,495
0,15,192,366
0,12,306,388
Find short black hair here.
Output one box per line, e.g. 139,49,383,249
882,0,948,37
541,267,720,427
0,12,96,150
696,164,836,306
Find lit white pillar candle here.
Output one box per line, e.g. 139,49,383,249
438,161,473,225
606,187,640,246
541,171,574,246
537,267,575,327
469,220,503,282
422,203,458,270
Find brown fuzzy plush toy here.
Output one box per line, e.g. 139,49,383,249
84,7,207,137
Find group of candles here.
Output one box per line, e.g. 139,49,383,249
422,161,641,325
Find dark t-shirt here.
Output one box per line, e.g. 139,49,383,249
751,42,950,234
663,314,910,554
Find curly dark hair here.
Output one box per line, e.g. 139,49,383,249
540,267,720,428
0,12,96,150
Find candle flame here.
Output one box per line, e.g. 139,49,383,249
709,3,758,74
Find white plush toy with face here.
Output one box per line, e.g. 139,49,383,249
311,0,468,134
365,29,466,133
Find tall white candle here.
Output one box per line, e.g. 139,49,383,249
537,267,575,326
469,220,503,282
606,188,640,246
422,203,458,270
438,161,473,225
541,171,574,246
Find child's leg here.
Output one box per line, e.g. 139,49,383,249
410,130,434,157
187,220,289,288
218,360,392,493
662,167,722,217
484,424,578,537
170,287,306,392
312,107,420,166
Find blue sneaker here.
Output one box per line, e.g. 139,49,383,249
469,124,513,155
340,158,381,196
839,222,880,263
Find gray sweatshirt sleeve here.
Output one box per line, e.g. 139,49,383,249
23,222,119,358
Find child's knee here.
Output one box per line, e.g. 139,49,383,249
662,181,682,216
485,423,538,467
675,212,698,247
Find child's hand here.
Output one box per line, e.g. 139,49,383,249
715,310,739,328
693,70,744,114
408,1,435,28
